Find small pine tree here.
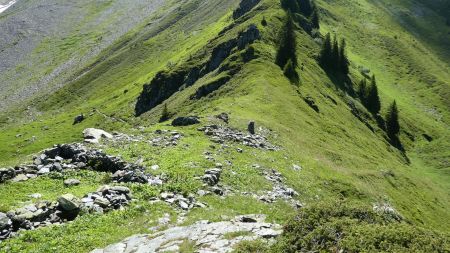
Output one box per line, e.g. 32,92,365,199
276,13,297,68
331,35,340,72
160,103,170,122
339,38,349,76
283,59,299,84
319,33,332,68
367,75,381,114
261,16,268,26
386,100,400,138
310,3,320,29
358,78,367,100
281,0,299,13
297,0,313,16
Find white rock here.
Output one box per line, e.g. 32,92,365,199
83,128,113,144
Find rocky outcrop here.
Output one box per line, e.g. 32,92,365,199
91,215,281,253
0,186,132,241
135,69,189,116
135,25,260,116
233,0,261,20
191,75,231,99
171,116,200,126
248,165,302,208
83,128,113,144
1,143,162,185
158,192,206,211
198,125,279,151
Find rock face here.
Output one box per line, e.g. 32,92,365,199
83,128,113,144
135,24,260,116
171,116,200,126
192,75,231,99
233,0,261,19
91,215,282,253
304,96,319,113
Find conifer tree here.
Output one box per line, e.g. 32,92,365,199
358,78,367,100
367,75,381,114
159,103,170,122
386,100,400,138
281,0,299,13
311,3,320,29
339,38,349,76
276,13,297,69
283,59,299,84
331,35,340,72
297,0,313,16
319,33,332,68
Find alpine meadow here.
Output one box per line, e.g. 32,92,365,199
0,0,449,252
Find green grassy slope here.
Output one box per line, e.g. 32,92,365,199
0,0,449,251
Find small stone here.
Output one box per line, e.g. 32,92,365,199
160,192,174,200
150,165,160,171
37,166,50,175
12,174,28,182
293,164,302,171
110,186,130,194
64,179,80,187
178,200,189,210
29,193,42,199
94,197,110,208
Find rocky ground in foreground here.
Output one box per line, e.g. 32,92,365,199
92,214,281,253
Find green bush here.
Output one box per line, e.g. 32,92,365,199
273,201,450,253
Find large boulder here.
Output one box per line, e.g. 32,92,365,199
73,114,85,125
171,117,200,126
83,128,113,144
58,194,80,211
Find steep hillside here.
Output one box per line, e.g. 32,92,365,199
0,0,449,252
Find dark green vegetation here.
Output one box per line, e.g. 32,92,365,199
273,201,449,252
0,0,449,251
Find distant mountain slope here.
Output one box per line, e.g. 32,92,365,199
0,0,449,251
0,0,167,112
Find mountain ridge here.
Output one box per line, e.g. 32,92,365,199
0,0,449,251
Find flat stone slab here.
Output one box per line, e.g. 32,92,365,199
91,215,282,253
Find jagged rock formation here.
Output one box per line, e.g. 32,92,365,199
135,25,261,116
233,0,261,20
91,215,281,253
